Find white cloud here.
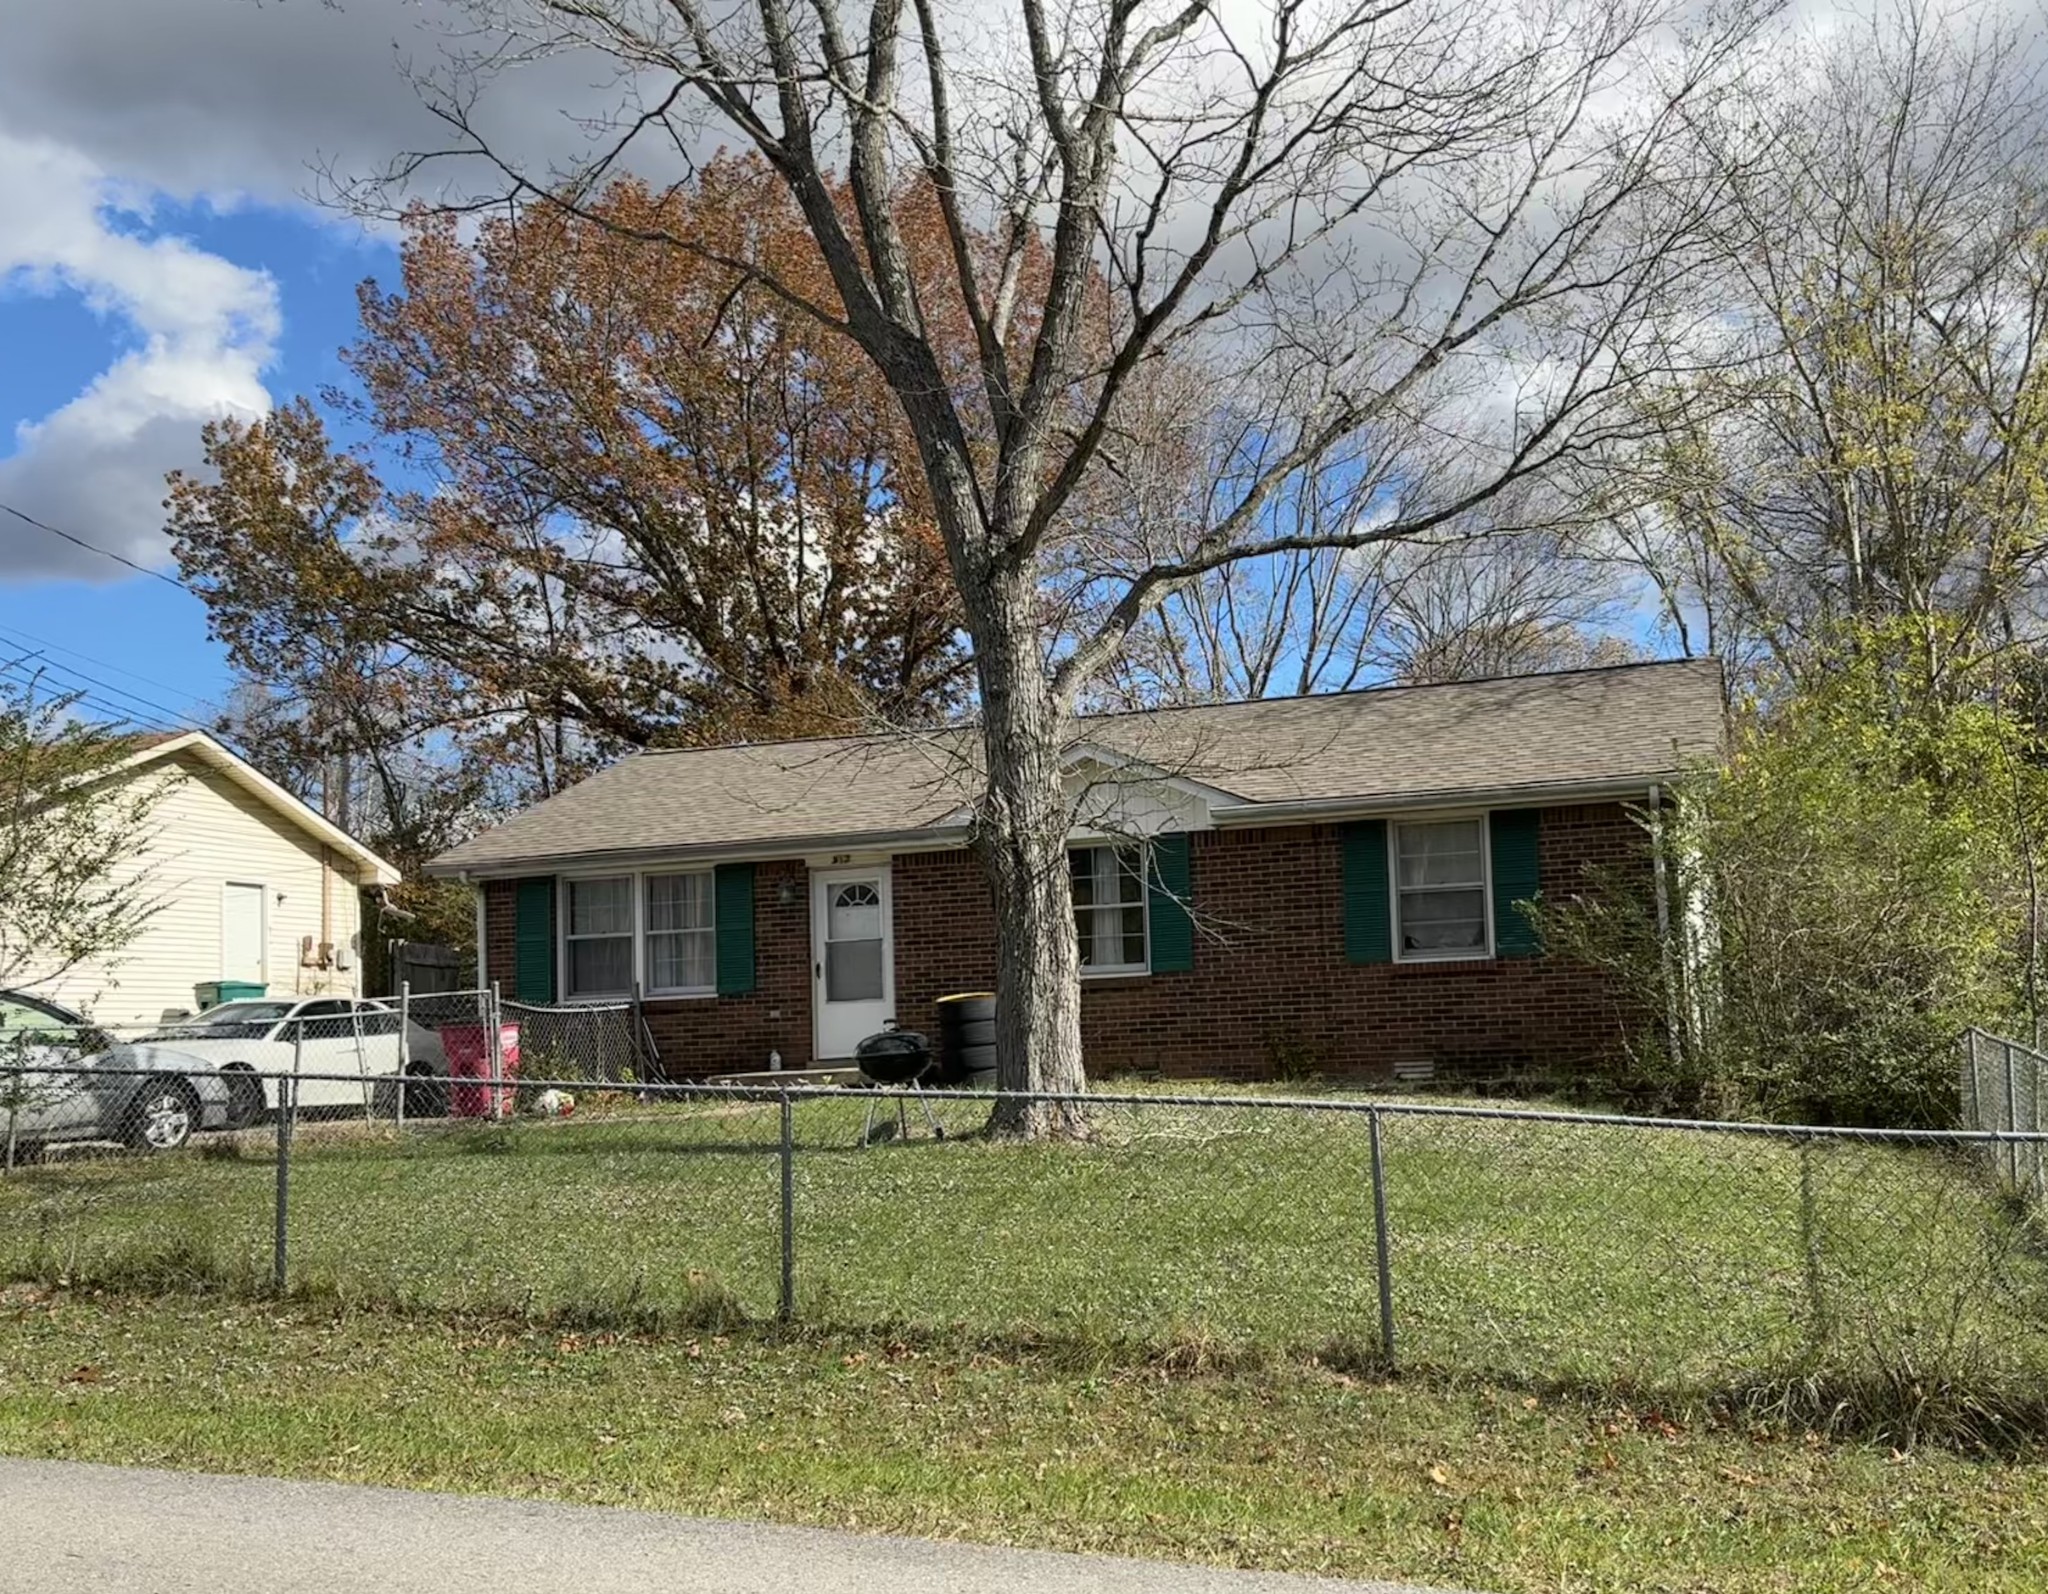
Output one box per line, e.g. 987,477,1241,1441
0,132,278,580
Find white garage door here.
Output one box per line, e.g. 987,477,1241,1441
220,882,267,982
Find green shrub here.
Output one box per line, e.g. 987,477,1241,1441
1537,627,2040,1127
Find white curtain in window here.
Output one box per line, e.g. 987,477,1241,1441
1395,821,1487,954
1071,845,1147,970
646,873,715,991
566,877,634,995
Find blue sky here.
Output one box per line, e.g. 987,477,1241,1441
0,0,676,737
0,0,539,737
0,197,394,731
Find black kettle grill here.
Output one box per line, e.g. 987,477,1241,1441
854,1026,945,1144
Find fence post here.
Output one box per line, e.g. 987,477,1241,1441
1963,1031,1981,1135
274,1024,300,1295
489,980,505,1123
1368,1106,1396,1370
1797,1137,1829,1365
2006,1041,2022,1189
396,982,411,1128
2023,1044,2039,1196
630,981,644,1085
3,1054,18,1177
779,1088,796,1323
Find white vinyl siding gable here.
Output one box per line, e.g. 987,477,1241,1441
35,753,369,1028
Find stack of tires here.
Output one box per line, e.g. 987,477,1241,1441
934,992,996,1087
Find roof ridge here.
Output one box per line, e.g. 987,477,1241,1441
627,656,1719,760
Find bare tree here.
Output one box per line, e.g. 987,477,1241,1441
1617,1,2048,690
1098,522,1633,704
364,0,1773,1131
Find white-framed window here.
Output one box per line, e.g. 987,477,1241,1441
1391,816,1491,961
1071,843,1149,975
645,871,716,994
564,875,635,997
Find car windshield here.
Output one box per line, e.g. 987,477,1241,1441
148,1001,297,1041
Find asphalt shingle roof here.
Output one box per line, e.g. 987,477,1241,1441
428,658,1725,875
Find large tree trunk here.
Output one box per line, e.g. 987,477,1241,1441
969,568,1091,1139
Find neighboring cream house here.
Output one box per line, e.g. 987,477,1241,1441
37,732,402,1028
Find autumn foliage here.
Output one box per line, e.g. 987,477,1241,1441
170,159,972,812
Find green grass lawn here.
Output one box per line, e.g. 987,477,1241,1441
2,1092,2046,1426
3,1287,2047,1594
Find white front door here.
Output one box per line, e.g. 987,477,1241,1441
220,882,267,984
812,867,894,1059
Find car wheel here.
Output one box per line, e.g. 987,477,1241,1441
222,1067,265,1131
127,1080,199,1153
404,1067,449,1120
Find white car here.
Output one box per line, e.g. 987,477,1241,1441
110,997,453,1127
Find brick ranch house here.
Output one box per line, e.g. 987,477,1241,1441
427,659,1724,1083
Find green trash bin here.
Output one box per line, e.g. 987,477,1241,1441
194,980,267,1010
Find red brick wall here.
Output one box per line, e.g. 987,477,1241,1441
484,861,813,1080
482,801,1647,1083
894,803,1643,1083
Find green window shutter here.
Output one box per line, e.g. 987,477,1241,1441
1147,833,1194,973
1342,820,1392,965
513,877,556,1002
714,863,757,996
1490,808,1543,957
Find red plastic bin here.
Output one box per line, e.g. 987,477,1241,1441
440,1023,521,1118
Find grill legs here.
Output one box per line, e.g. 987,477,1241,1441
860,1082,946,1146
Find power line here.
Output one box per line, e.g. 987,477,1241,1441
0,657,184,735
0,620,207,700
0,649,210,735
0,500,192,591
0,627,215,733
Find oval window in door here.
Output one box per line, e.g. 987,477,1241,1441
825,882,885,1002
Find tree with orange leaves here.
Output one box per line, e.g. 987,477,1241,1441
169,161,970,828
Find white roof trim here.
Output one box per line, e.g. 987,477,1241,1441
1060,742,1249,806
114,732,404,886
926,742,1245,830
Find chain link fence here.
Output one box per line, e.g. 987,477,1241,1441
5,1029,2048,1434
1962,1028,2047,1201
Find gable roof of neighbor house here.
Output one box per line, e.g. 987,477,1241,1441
114,731,403,886
428,658,1725,879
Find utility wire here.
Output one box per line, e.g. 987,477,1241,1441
0,626,215,732
0,500,192,591
0,646,211,734
0,657,184,735
0,620,208,700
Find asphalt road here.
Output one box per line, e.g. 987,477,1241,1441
0,1459,1477,1594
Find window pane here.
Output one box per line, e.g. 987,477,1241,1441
826,937,884,1001
569,936,633,995
1398,888,1486,952
0,1000,64,1037
649,928,715,991
1397,821,1484,888
1073,845,1148,969
1119,904,1147,967
569,877,633,936
1070,848,1097,908
647,873,711,933
828,882,882,942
